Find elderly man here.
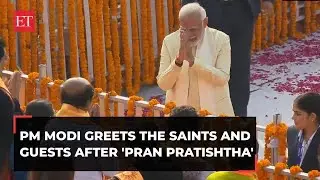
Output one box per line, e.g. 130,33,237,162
182,0,274,116
157,3,234,116
31,77,117,180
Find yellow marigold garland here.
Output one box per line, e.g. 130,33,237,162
93,88,103,104
76,0,89,80
7,0,16,71
305,1,311,35
289,1,297,38
147,99,160,117
173,0,180,30
127,95,143,117
255,14,262,51
96,0,107,91
275,0,282,44
120,0,134,95
156,0,165,56
268,12,275,46
274,162,287,180
49,80,64,110
264,122,288,161
310,1,318,32
25,72,39,104
89,0,102,88
199,109,211,117
251,27,256,52
163,101,176,115
146,0,155,84
140,0,150,83
103,0,115,91
38,0,46,67
281,1,288,41
261,12,268,49
130,0,141,94
167,0,174,33
110,0,122,94
256,159,271,180
308,170,320,180
30,0,38,72
68,0,78,77
40,77,52,99
56,0,66,79
1,0,9,69
49,0,58,79
289,165,302,179
18,0,27,73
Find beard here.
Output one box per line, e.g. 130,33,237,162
189,28,205,47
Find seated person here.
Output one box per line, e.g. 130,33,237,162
287,92,320,172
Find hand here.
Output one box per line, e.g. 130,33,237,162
262,1,274,15
8,71,22,99
177,28,189,63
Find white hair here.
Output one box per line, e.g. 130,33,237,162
179,2,207,21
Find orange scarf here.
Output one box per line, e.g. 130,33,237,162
56,104,90,117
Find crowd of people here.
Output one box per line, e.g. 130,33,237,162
1,1,320,180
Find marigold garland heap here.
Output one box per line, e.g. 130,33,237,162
49,0,58,79
147,99,160,117
163,101,176,115
103,0,115,91
96,0,107,91
26,72,40,104
256,159,271,180
289,165,302,179
40,77,52,99
68,0,78,77
120,0,134,96
130,0,141,94
199,109,211,117
76,0,89,80
127,96,143,117
308,170,320,180
110,0,122,94
274,162,287,180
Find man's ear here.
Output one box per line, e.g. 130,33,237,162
203,17,208,27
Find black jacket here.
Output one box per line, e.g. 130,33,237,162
287,125,320,172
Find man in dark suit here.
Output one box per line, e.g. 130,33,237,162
181,0,274,116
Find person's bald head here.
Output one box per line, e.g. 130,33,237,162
60,77,94,110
